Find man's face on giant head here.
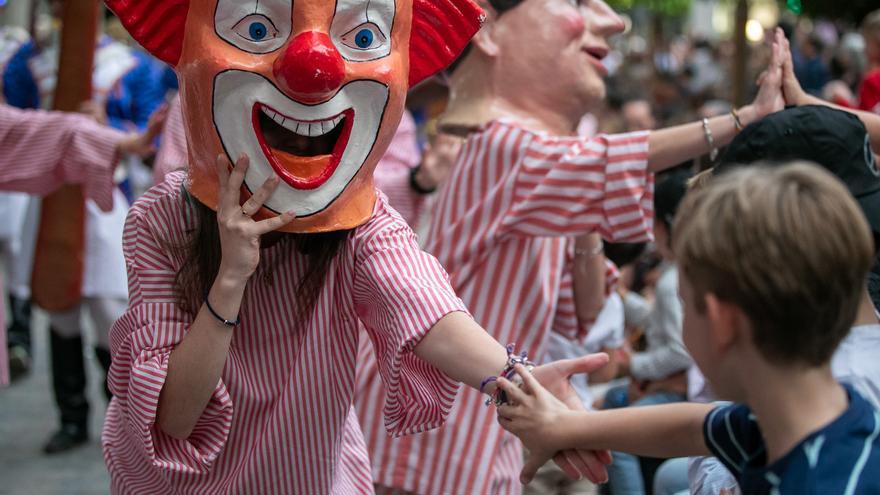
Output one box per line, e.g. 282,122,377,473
106,0,483,233
489,0,624,117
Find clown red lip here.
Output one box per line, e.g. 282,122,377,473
252,103,355,190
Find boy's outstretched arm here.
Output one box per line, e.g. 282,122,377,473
497,365,713,483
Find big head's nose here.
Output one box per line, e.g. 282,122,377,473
273,31,346,104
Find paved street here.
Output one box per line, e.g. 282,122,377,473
0,310,110,495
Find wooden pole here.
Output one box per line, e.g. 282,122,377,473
732,0,749,107
30,0,98,311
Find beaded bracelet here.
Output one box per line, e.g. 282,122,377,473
483,344,535,407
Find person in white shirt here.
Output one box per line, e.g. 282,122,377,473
601,166,694,495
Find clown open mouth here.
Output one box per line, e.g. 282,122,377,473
253,105,355,190
213,71,389,216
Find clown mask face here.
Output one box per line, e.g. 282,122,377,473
107,0,483,232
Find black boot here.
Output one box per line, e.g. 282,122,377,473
43,330,89,455
6,295,32,381
94,347,113,401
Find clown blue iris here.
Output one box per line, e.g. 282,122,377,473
249,22,268,41
355,29,374,49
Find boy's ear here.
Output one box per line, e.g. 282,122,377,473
705,293,741,356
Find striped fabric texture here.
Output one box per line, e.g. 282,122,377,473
356,119,653,494
102,173,468,494
373,111,424,229
0,104,123,211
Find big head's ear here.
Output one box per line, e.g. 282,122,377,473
105,0,190,66
409,0,485,87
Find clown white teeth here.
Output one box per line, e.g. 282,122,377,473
261,108,345,138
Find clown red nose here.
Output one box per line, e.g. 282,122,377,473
273,32,347,104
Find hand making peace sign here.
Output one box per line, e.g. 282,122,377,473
215,154,297,283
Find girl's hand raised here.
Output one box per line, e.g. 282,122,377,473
215,154,296,284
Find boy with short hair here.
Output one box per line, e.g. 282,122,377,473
496,163,880,494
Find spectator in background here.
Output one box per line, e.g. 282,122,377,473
603,166,695,495
622,98,657,132
795,34,832,96
859,10,880,113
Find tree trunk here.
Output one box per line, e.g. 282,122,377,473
31,0,98,311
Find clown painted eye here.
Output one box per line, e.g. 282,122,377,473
216,1,291,55
249,22,269,41
341,23,386,51
354,29,374,49
233,14,279,43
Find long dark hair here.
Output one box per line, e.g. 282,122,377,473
172,185,350,325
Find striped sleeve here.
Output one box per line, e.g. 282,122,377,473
502,130,653,242
107,188,233,474
703,403,764,480
352,196,467,437
0,105,122,210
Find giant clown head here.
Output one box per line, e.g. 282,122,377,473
106,0,483,232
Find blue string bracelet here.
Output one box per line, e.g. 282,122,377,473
205,296,240,328
480,376,498,394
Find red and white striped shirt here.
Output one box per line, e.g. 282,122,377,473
0,104,123,386
0,104,123,211
356,119,652,494
373,111,424,228
101,172,468,494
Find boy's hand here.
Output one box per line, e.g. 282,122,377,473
532,355,613,483
497,365,583,484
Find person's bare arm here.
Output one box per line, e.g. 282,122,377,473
496,365,712,483
648,34,786,172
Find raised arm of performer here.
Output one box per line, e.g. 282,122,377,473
0,103,166,208
773,30,880,151
646,30,786,172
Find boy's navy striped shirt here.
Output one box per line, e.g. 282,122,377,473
705,385,880,494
